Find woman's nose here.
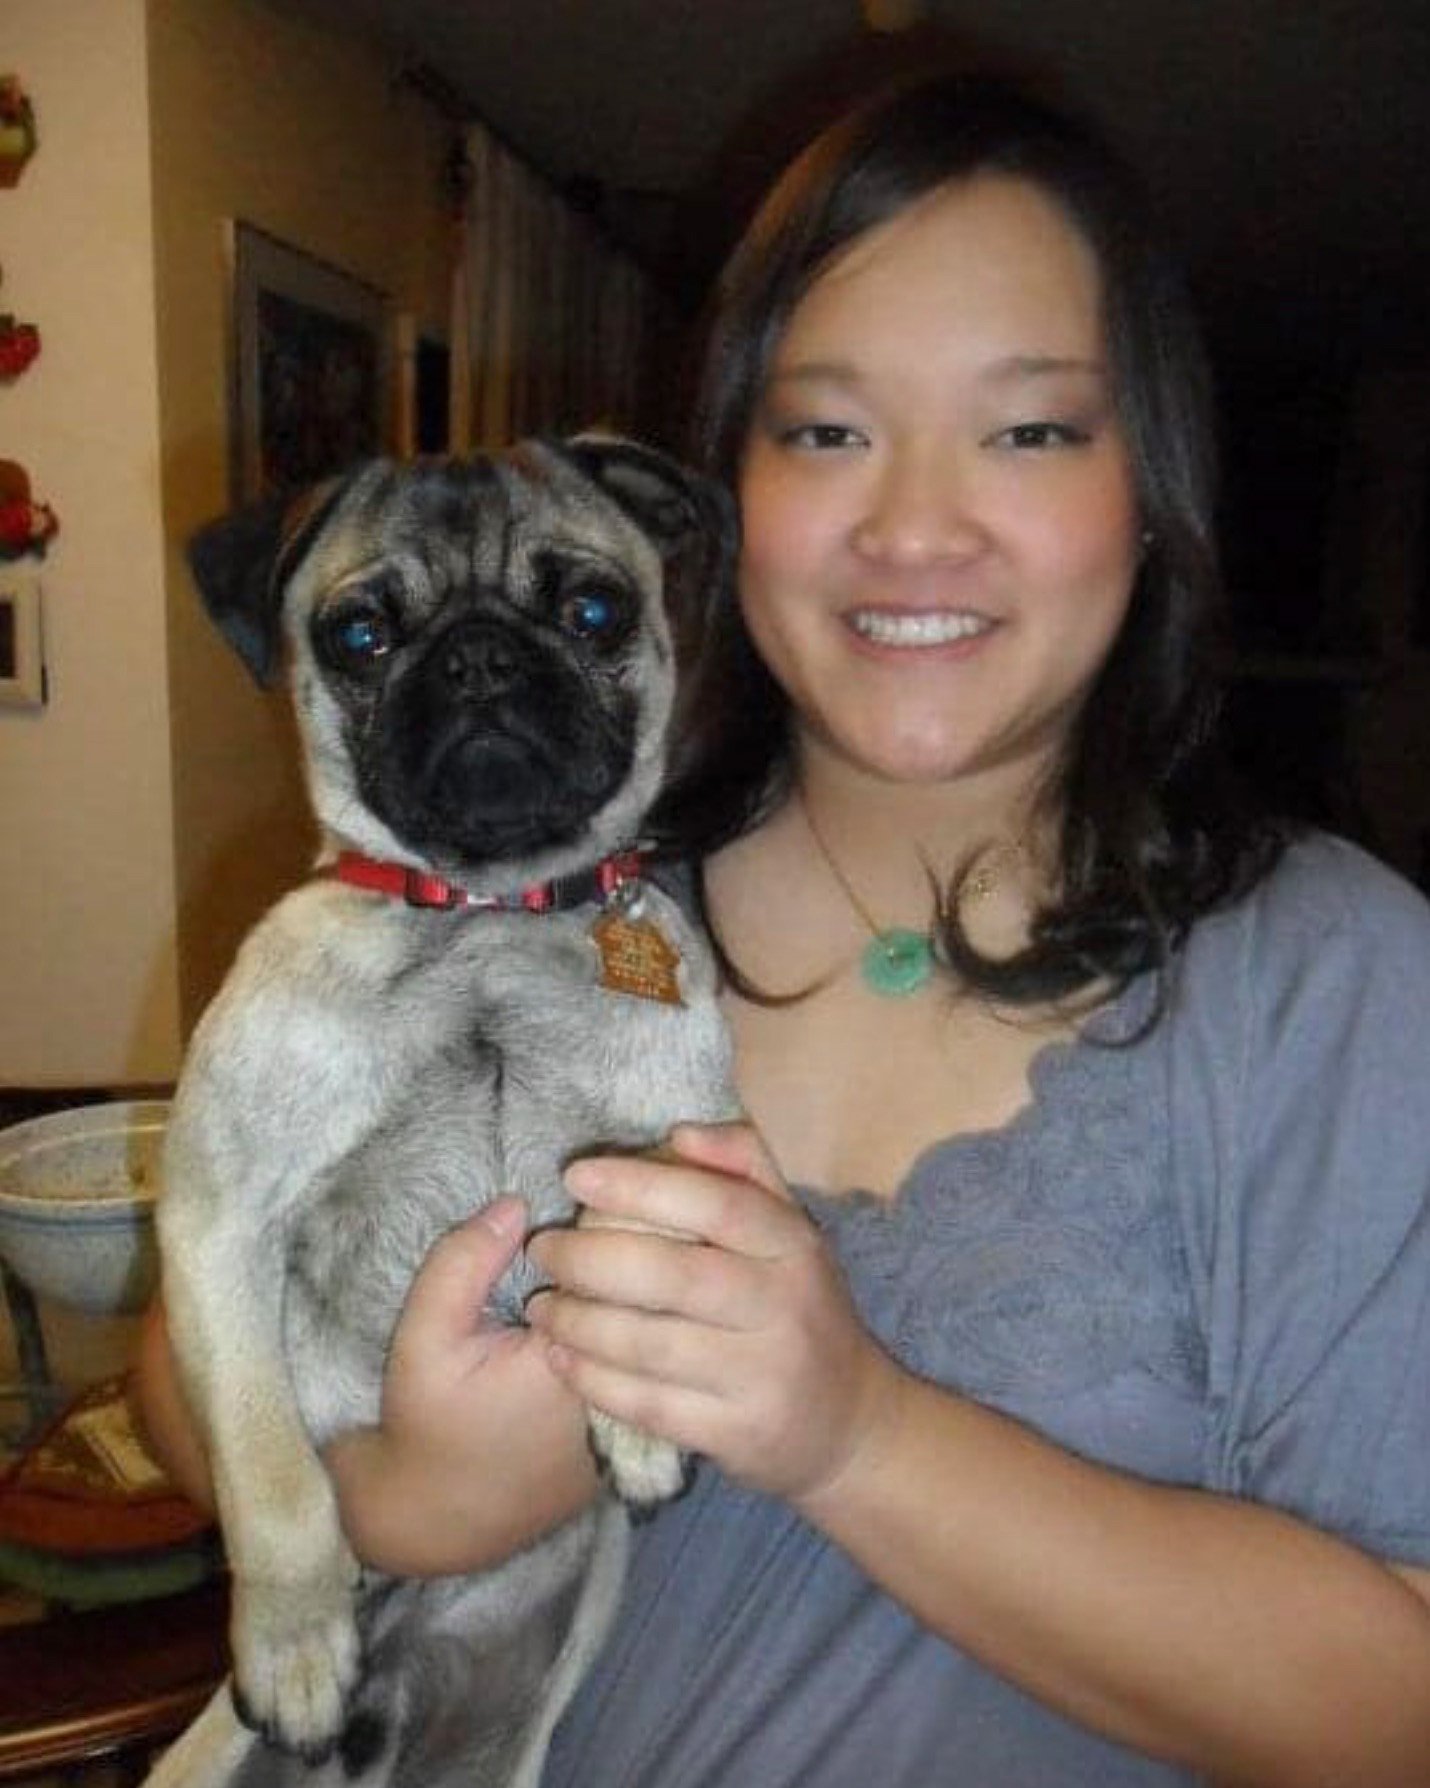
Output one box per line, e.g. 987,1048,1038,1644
850,447,985,567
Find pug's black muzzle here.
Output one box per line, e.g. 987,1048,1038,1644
362,616,637,865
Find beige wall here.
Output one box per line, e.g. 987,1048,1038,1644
0,0,181,1087
147,0,452,1036
0,0,453,1088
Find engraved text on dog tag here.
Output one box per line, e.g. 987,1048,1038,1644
591,910,684,1005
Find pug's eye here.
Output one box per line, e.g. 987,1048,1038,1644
338,615,388,654
324,605,395,671
558,586,625,642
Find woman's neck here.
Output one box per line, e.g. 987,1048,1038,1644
790,737,1052,893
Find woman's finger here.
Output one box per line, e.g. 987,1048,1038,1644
529,1224,759,1327
663,1121,793,1202
544,1343,725,1460
391,1197,528,1369
529,1291,736,1397
563,1147,811,1259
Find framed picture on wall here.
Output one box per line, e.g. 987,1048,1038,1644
0,570,45,708
228,221,393,503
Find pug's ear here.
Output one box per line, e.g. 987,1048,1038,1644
186,478,347,687
551,435,741,664
553,433,738,563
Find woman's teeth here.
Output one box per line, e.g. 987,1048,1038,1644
849,610,992,646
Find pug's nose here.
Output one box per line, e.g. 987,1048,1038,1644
441,624,521,695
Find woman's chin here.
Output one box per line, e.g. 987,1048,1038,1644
799,711,1065,803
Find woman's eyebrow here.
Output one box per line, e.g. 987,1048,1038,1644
761,355,1111,409
762,361,863,391
979,353,1108,385
766,354,1107,389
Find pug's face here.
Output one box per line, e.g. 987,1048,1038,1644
189,439,732,894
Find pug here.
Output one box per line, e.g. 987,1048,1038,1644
145,438,740,1788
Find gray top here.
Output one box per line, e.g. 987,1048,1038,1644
543,834,1430,1786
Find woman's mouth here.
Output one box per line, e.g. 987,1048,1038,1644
847,609,995,647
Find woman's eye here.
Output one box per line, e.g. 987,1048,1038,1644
559,587,624,640
991,420,1090,450
779,422,865,451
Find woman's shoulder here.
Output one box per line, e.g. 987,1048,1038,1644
1189,828,1430,981
1248,827,1427,926
1139,829,1430,1069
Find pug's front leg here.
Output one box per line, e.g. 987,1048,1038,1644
161,1227,362,1759
585,1405,692,1510
223,1444,363,1761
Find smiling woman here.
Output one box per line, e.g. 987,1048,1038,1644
521,74,1430,1788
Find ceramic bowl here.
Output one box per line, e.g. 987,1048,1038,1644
0,1100,168,1316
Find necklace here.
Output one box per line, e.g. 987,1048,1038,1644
801,795,938,997
800,794,1027,998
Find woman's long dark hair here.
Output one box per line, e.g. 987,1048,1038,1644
649,74,1286,1005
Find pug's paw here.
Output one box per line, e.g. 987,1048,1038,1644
230,1550,363,1761
587,1408,692,1513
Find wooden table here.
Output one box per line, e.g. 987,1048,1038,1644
0,1579,229,1783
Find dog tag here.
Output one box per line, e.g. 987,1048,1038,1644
591,909,684,1005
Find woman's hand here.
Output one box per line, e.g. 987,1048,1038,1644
526,1123,908,1502
326,1197,599,1576
136,1199,600,1579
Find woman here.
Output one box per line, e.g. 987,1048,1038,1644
142,76,1430,1785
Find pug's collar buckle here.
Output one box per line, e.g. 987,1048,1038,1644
594,851,647,915
329,849,648,915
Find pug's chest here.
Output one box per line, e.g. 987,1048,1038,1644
470,905,736,1186
296,908,732,1273
284,899,734,1405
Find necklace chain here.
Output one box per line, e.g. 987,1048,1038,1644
798,790,1025,998
800,796,889,941
799,791,938,997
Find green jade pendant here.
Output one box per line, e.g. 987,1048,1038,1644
860,927,934,997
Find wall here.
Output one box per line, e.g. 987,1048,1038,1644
0,0,181,1087
0,0,454,1089
147,0,452,1036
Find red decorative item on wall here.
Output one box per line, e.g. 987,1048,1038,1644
0,459,58,559
0,266,40,378
0,315,40,379
0,76,37,189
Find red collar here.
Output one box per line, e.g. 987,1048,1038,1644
328,848,647,913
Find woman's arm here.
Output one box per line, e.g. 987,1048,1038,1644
135,1197,600,1578
527,1123,1430,1788
132,1294,216,1514
797,1363,1430,1788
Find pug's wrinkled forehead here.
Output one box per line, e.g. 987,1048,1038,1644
295,444,668,629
